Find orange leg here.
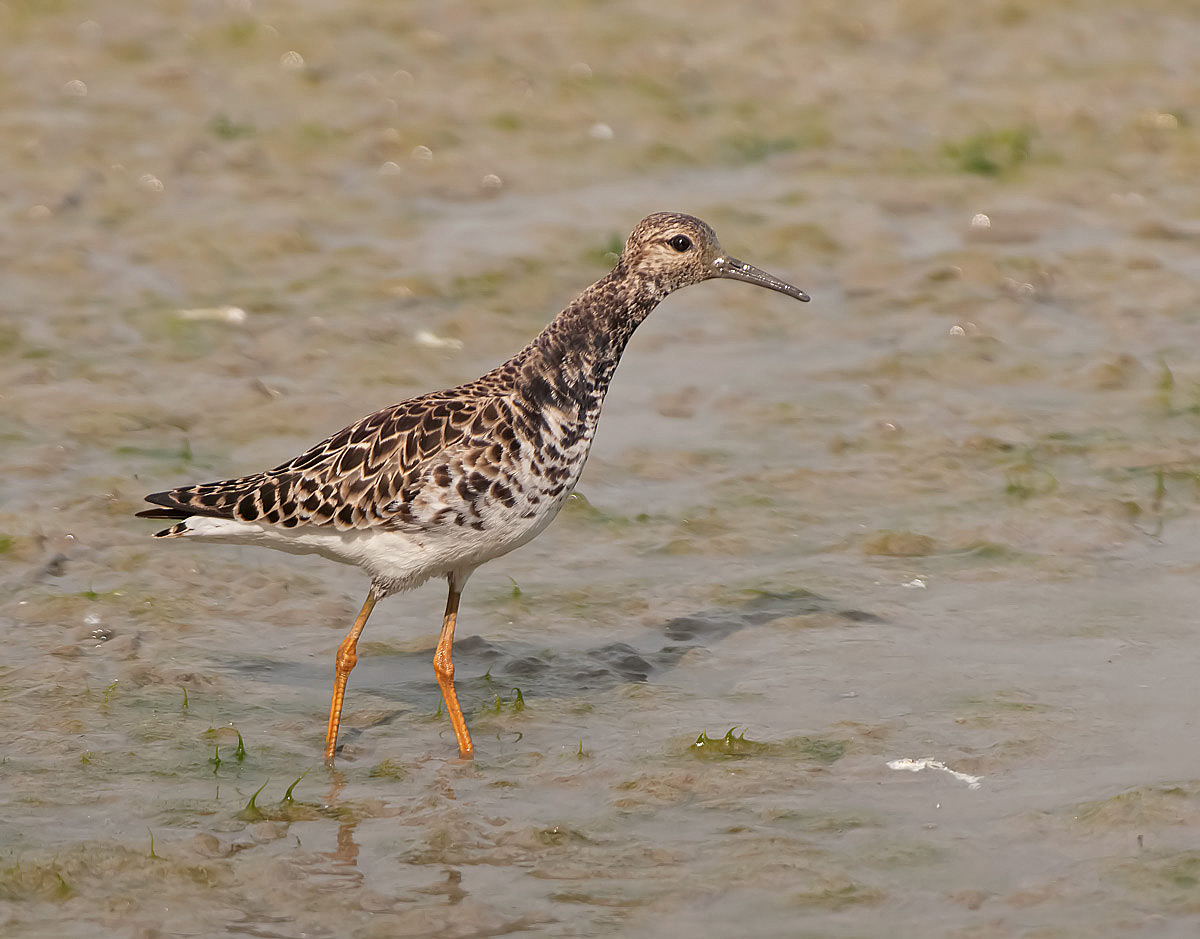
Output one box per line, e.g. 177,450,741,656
434,582,474,759
323,590,379,766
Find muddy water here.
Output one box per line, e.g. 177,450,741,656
5,0,1200,935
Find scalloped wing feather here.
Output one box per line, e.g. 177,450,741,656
140,390,518,535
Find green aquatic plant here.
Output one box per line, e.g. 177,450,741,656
485,687,526,714
1153,466,1168,513
207,113,256,140
560,491,647,532
862,530,936,557
282,771,308,805
1156,360,1174,413
1109,850,1200,913
795,737,848,764
490,111,522,131
789,877,884,910
367,759,408,781
238,779,270,821
1004,465,1057,498
960,541,1026,562
720,133,802,164
690,728,846,763
1003,448,1058,499
943,127,1032,176
1072,784,1192,829
537,825,587,847
114,440,196,464
691,727,769,759
206,725,246,770
229,774,324,823
0,860,74,902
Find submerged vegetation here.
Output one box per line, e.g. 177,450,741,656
943,127,1033,176
690,728,847,764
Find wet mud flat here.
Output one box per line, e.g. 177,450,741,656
4,0,1200,936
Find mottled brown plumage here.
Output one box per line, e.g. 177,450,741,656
138,212,809,763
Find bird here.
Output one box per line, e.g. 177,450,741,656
137,212,809,765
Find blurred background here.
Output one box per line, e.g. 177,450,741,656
3,1,1200,936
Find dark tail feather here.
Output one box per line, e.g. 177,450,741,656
136,490,193,520
143,490,185,509
136,507,191,520
136,488,236,522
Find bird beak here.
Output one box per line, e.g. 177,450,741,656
711,255,810,302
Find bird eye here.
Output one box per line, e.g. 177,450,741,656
668,234,692,252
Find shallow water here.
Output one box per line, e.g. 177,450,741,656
5,0,1200,936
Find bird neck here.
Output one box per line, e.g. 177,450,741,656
505,266,663,410
550,266,660,357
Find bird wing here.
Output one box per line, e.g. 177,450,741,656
137,390,526,534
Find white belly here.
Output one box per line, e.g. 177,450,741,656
173,484,573,596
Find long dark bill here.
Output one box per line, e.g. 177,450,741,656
711,255,810,302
